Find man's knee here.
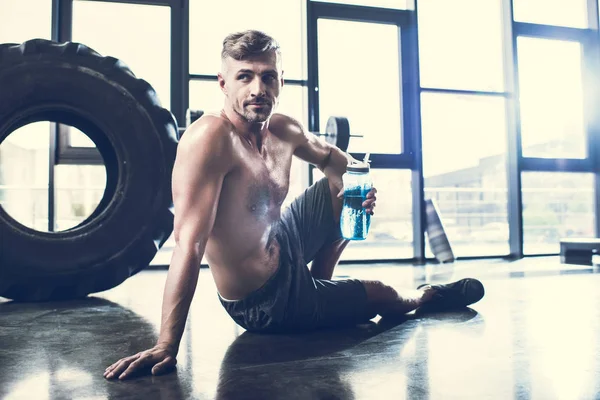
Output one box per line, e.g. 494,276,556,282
361,280,399,305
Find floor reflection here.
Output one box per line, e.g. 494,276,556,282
216,309,479,400
0,297,190,400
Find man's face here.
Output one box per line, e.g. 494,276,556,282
218,52,283,123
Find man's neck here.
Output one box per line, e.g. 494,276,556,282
222,106,269,150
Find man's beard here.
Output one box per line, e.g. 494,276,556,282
239,99,273,123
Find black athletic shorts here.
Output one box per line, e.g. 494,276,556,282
218,177,371,333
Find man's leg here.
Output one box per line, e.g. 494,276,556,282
309,178,348,280
311,277,485,329
310,238,349,280
360,278,485,318
361,280,435,317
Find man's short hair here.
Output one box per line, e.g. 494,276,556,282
221,30,281,62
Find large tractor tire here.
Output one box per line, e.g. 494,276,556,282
0,39,179,301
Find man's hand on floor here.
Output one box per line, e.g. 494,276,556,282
104,343,177,380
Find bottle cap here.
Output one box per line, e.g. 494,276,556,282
347,160,370,173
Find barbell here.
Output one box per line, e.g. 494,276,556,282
181,109,361,153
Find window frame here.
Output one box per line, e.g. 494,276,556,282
505,0,600,256
52,0,188,165
307,2,426,261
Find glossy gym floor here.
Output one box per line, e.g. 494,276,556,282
1,257,599,400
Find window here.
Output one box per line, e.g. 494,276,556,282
317,19,402,154
0,0,52,43
69,128,96,148
513,0,588,28
313,168,414,261
0,126,106,233
55,164,106,231
0,123,50,231
421,93,509,257
54,127,105,232
517,37,586,159
72,0,172,110
522,172,594,255
311,0,413,10
418,0,505,92
189,0,305,80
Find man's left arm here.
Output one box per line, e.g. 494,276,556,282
273,114,376,212
288,118,356,196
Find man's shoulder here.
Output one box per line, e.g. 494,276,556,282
269,113,305,140
176,114,236,170
184,112,233,135
180,113,234,148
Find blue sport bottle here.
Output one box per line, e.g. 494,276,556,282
340,161,372,240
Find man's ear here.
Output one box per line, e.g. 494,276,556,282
280,70,285,87
217,73,227,94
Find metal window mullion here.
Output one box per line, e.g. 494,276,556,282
55,0,73,42
587,0,600,237
307,0,320,135
48,125,58,232
521,158,593,172
420,87,509,97
50,0,60,232
310,1,408,25
514,22,591,41
504,0,524,258
189,74,218,81
49,0,73,231
170,0,187,127
76,0,178,6
404,6,425,263
306,0,320,187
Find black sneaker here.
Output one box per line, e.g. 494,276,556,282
416,278,485,312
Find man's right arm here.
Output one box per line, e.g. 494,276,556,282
155,118,231,353
104,118,232,380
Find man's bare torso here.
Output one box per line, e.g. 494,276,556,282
200,112,296,300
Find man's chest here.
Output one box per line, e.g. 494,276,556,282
234,139,292,214
243,157,290,212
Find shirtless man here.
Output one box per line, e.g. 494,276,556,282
104,30,485,381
